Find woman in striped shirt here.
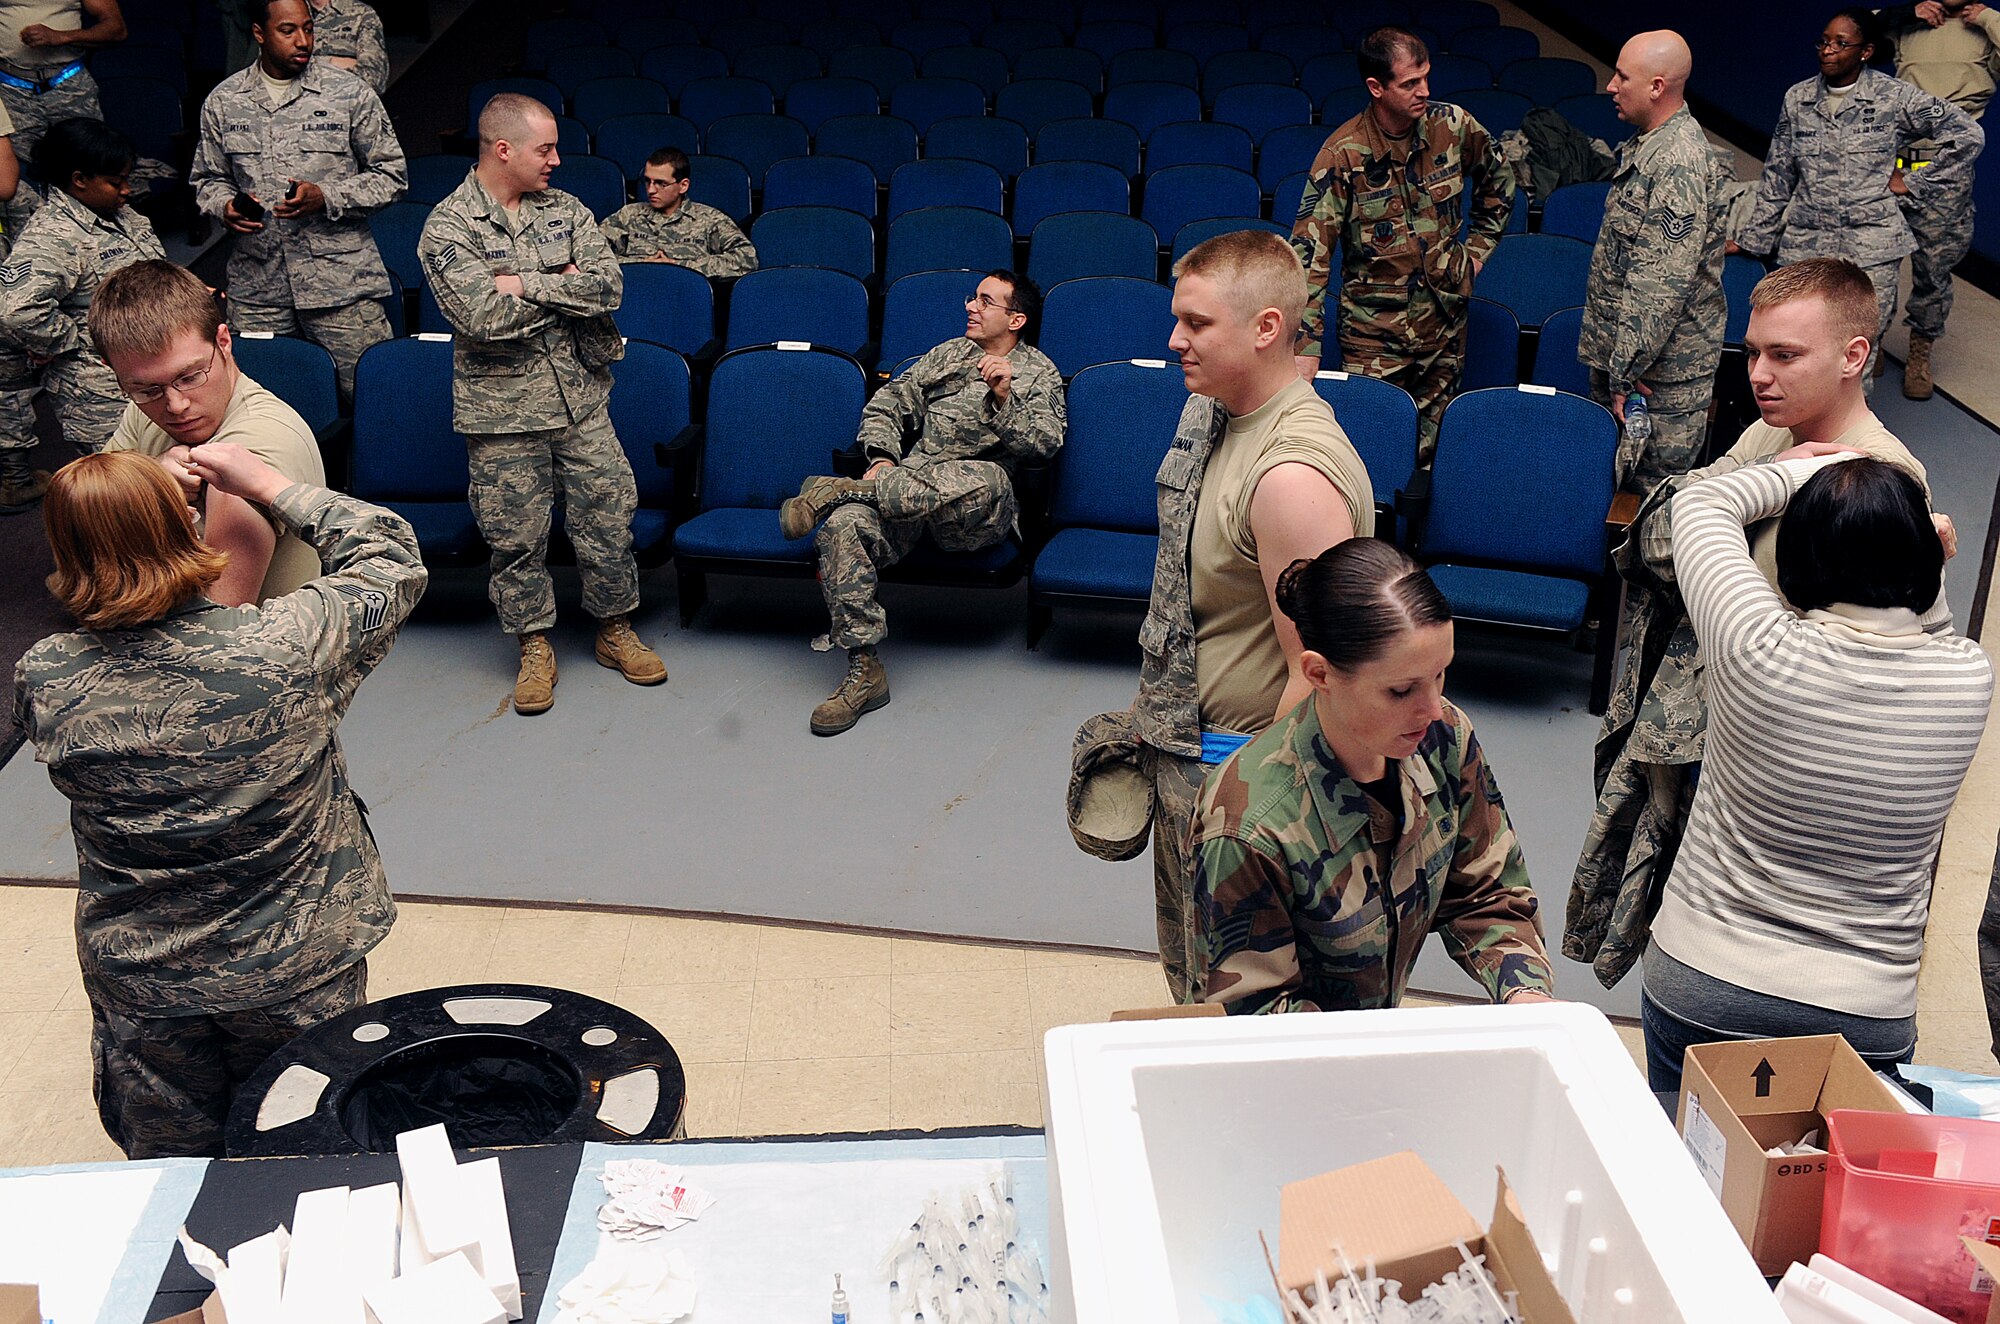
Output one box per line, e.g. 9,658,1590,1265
1643,451,1992,1091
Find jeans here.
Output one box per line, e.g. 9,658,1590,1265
1640,947,1916,1094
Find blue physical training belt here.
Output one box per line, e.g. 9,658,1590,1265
1200,729,1253,765
0,60,82,94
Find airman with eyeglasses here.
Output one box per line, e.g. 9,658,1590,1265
89,259,329,607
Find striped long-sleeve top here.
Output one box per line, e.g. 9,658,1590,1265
1650,456,1993,1018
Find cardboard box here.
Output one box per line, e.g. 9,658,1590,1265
1677,1034,1906,1276
1961,1240,2000,1324
1,1285,43,1324
1275,1152,1575,1323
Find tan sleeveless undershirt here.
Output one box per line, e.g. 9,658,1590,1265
1190,376,1375,737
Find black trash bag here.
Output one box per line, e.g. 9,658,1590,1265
340,1033,583,1152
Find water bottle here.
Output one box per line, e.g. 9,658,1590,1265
831,1272,850,1324
1624,391,1651,444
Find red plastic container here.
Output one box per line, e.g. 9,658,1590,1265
1823,1108,2000,1323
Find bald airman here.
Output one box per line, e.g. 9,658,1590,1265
1578,29,1732,492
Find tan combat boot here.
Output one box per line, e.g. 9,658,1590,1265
1903,332,1935,401
0,450,50,514
514,632,557,715
595,614,668,685
810,648,889,736
780,475,872,540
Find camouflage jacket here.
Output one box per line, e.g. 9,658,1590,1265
1135,394,1229,759
1738,69,1983,264
1291,102,1515,359
419,172,625,434
12,484,428,1016
190,62,407,310
1565,417,1929,985
1194,696,1552,1013
858,336,1065,469
0,187,163,360
310,0,389,95
599,201,757,278
1578,104,1730,402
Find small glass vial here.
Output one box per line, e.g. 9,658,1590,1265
831,1271,850,1324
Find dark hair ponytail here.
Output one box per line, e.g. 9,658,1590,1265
1275,538,1452,669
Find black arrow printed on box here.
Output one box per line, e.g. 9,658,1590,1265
1752,1058,1776,1098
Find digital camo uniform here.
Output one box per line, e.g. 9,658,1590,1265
818,336,1064,648
309,0,389,95
1291,101,1515,460
190,60,406,401
1885,5,2000,349
1194,697,1552,1013
1736,68,1982,388
12,482,428,1157
418,171,640,636
1565,422,1929,988
0,185,163,457
1579,103,1730,493
599,200,757,277
0,1,103,228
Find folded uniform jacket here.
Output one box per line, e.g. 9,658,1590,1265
1067,709,1155,862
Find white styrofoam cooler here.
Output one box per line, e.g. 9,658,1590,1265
1040,1002,1785,1323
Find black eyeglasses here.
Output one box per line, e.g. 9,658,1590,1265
1814,37,1864,51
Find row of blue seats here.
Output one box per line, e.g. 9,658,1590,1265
544,0,1518,61
472,55,1607,143
240,330,1618,709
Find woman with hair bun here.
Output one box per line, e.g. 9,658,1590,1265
1192,537,1555,1014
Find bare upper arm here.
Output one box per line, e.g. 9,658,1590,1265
1249,461,1357,665
202,491,278,608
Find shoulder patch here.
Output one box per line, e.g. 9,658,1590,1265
424,241,459,275
1655,208,1695,241
334,583,390,632
0,261,28,285
1917,100,1946,127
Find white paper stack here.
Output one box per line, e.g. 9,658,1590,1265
173,1125,524,1324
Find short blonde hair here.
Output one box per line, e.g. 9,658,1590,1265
44,453,228,630
1750,257,1880,348
89,260,223,364
1172,230,1308,335
478,92,555,153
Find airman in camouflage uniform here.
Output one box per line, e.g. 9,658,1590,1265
190,0,406,403
1566,413,1929,987
0,0,117,232
600,148,755,277
1735,37,1982,392
0,139,163,462
12,452,428,1157
781,271,1063,735
1581,33,1730,493
1195,697,1553,1013
1882,0,2000,398
1291,30,1514,460
419,92,664,715
307,0,388,95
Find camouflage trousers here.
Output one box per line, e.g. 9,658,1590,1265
90,959,368,1158
815,458,1016,649
230,297,393,405
1590,370,1709,496
0,348,127,454
1339,325,1465,464
1981,839,2000,1061
0,68,100,233
467,403,639,636
1904,175,1975,340
1152,748,1210,1004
